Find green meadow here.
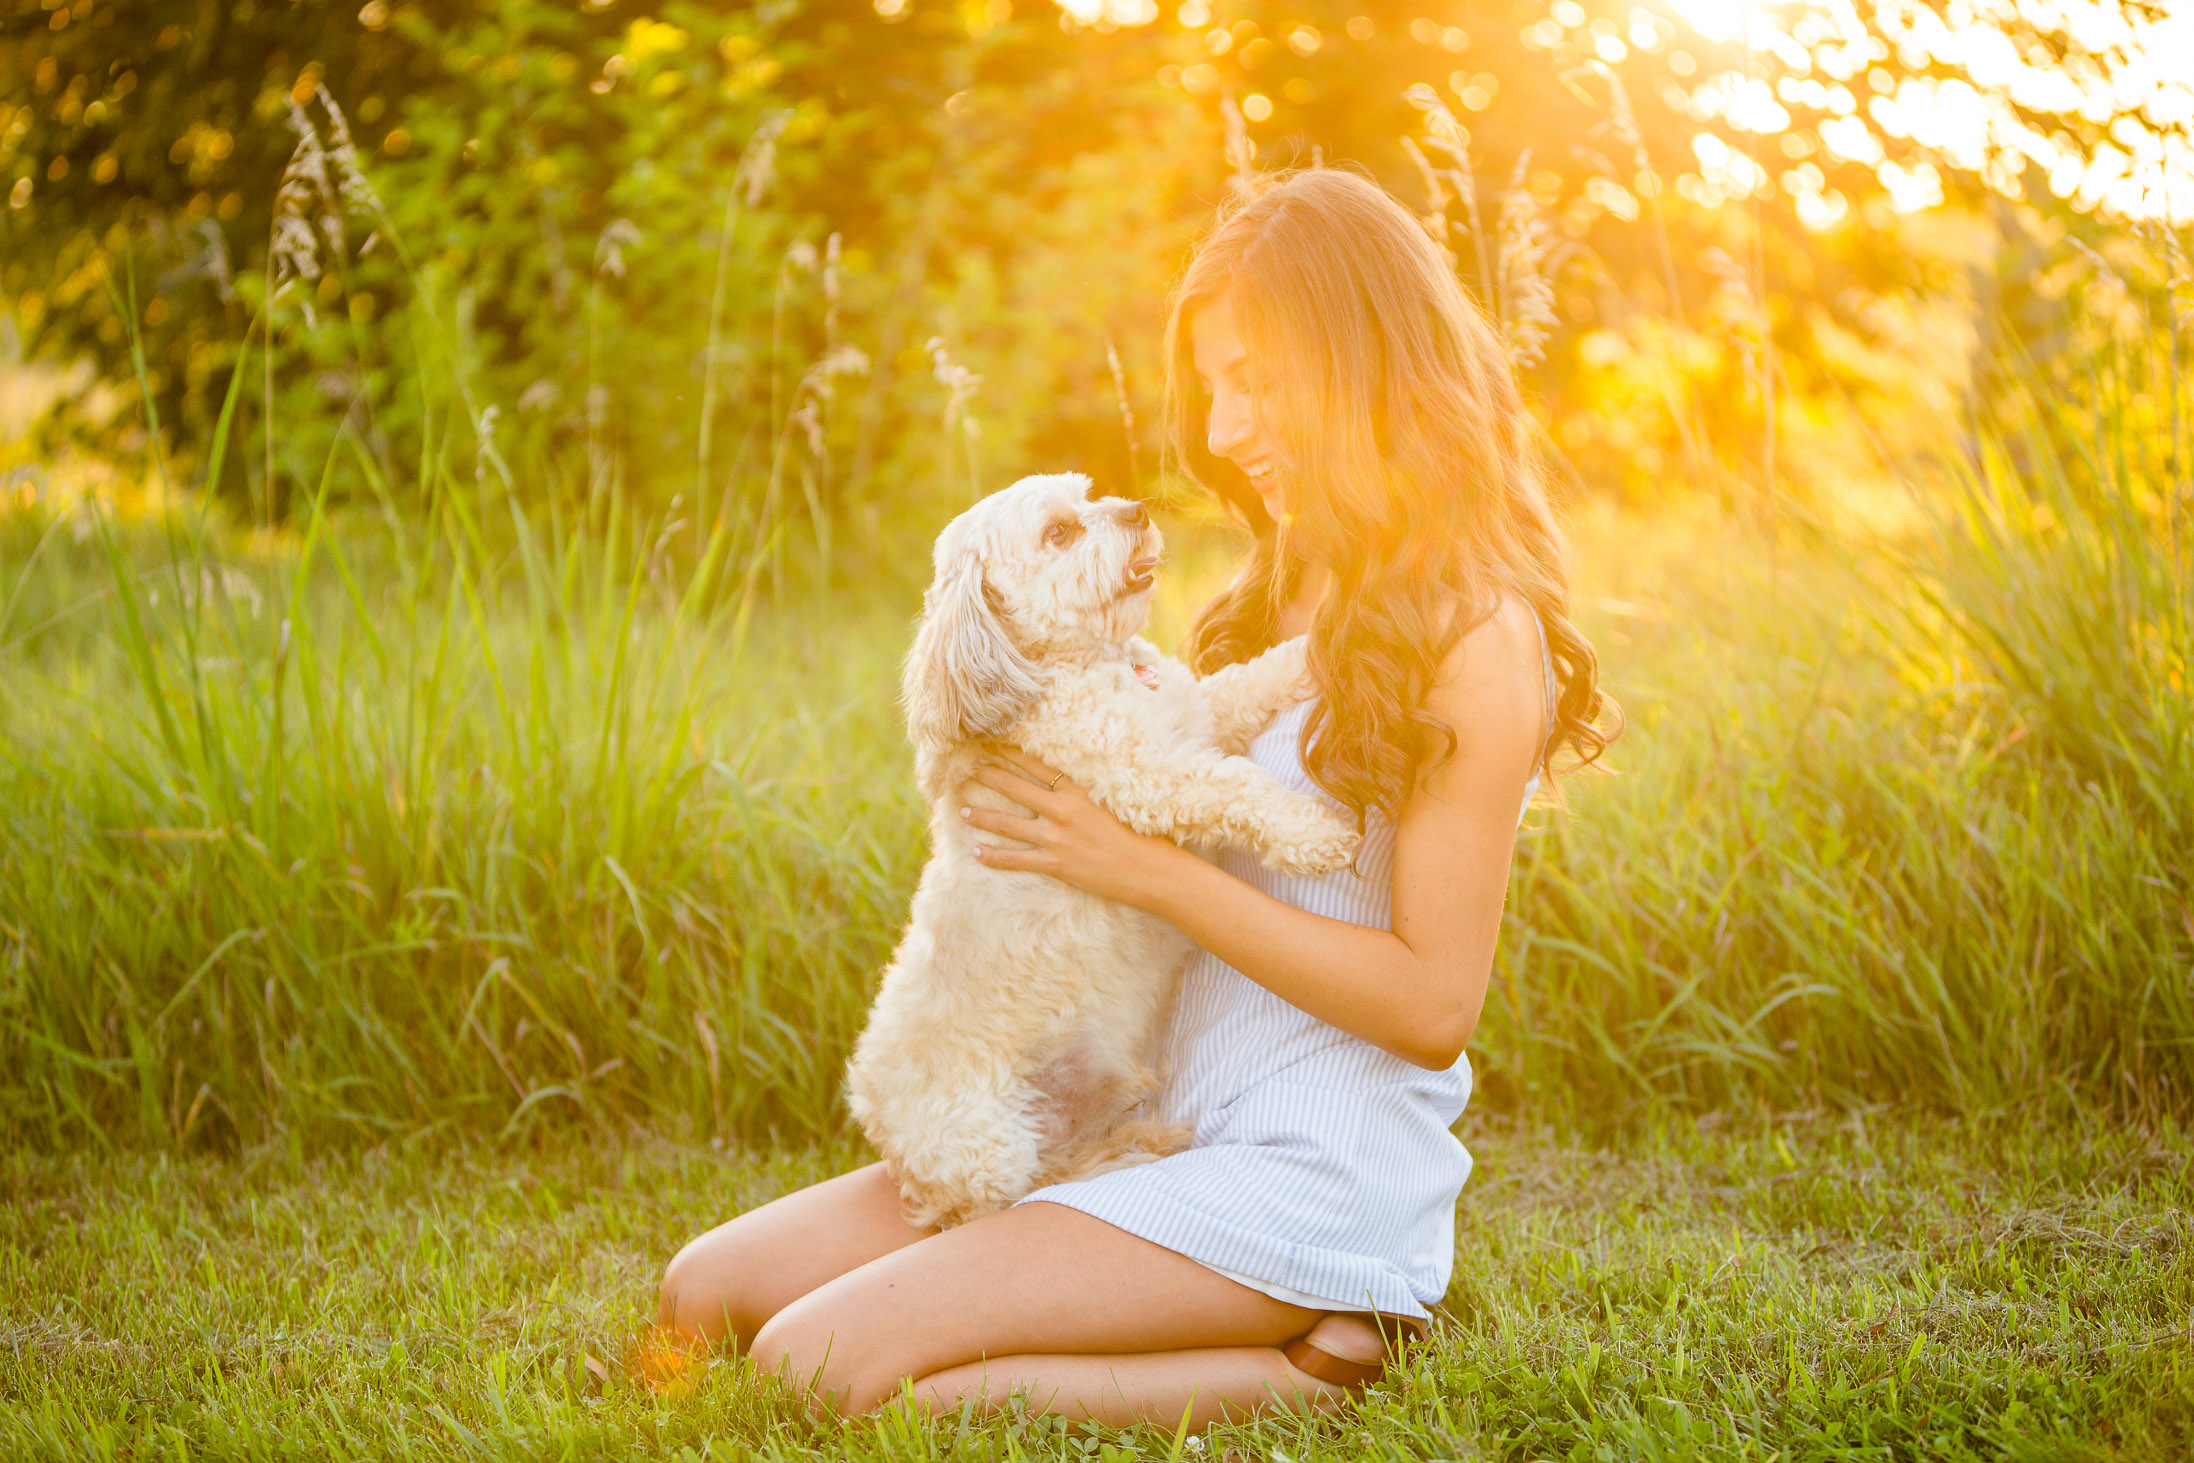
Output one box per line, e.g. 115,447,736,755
5,0,2192,1454
5,1116,2189,1460
4,394,2187,1151
3,388,2189,1455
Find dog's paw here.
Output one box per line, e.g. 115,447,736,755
1124,1119,1193,1159
894,1172,974,1231
1264,810,1361,877
894,1152,1031,1229
1283,832,1360,877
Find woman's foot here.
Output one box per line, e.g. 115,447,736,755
1279,1311,1417,1395
1300,1313,1391,1366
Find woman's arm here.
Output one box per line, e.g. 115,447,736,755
961,599,1548,1070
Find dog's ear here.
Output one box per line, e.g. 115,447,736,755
902,558,1043,748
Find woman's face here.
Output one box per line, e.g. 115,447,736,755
1190,292,1287,524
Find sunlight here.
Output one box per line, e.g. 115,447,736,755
8,5,2194,1449
1667,0,1774,43
1659,0,2194,221
1055,0,1160,23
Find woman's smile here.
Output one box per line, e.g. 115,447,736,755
1189,292,1289,520
1240,456,1284,520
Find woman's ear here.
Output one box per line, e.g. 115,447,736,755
901,558,1043,748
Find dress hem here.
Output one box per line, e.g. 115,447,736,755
1014,1184,1435,1322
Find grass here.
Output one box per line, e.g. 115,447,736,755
4,445,2187,1149
0,483,928,1150
1,252,2189,1447
1483,492,2191,1123
3,133,2187,1147
3,1110,2188,1460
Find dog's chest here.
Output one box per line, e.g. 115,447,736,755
1103,660,1217,751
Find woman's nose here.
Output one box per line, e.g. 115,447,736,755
1206,387,1252,458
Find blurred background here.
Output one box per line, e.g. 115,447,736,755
6,0,2189,525
0,1,2188,1152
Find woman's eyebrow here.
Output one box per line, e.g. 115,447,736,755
1199,351,1247,380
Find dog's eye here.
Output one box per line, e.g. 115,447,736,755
1043,521,1081,549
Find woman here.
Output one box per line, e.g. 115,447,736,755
657,167,1612,1426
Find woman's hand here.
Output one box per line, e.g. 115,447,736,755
960,747,1186,907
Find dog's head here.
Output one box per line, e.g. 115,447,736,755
902,472,1163,748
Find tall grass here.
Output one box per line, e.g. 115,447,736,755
6,426,2188,1152
1490,339,2192,1122
0,435,925,1151
3,279,2189,1148
1,90,945,1153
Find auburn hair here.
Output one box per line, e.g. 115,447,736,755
1169,167,1616,824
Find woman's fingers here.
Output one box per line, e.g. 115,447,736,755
960,777,1059,872
978,743,1065,789
969,840,1045,871
960,805,1049,870
960,802,1039,838
967,762,1060,810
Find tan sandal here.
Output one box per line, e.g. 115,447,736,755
1281,1312,1424,1395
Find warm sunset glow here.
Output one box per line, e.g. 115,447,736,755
1056,0,1162,23
1049,0,2193,222
1659,0,2194,220
5,0,2190,1442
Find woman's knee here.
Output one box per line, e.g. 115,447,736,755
658,1227,771,1344
749,1295,903,1417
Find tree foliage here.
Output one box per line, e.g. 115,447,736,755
2,0,2186,520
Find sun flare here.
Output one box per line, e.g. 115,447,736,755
1653,0,2194,220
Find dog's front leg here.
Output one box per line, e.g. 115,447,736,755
1198,636,1315,754
1082,750,1359,876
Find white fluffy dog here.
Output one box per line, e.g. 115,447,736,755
845,473,1360,1228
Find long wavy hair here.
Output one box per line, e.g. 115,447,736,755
1170,167,1616,824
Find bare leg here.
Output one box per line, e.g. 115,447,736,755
656,1161,933,1348
747,1199,1393,1421
909,1317,1398,1426
908,1344,1325,1427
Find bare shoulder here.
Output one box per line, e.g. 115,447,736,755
1420,595,1545,790
1435,596,1540,691
1427,596,1542,715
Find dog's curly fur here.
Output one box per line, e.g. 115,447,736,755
845,473,1360,1229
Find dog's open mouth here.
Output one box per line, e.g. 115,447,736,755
1121,557,1159,595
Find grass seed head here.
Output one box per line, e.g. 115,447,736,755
1497,150,1560,371
735,110,792,208
593,219,641,280
1220,91,1257,199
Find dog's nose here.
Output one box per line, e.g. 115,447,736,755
1118,500,1149,528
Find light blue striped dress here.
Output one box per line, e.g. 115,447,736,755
1019,622,1554,1321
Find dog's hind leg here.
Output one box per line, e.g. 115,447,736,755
1036,1117,1192,1188
884,1078,1048,1229
1026,1047,1184,1191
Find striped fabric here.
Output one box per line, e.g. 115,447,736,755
1019,618,1555,1320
